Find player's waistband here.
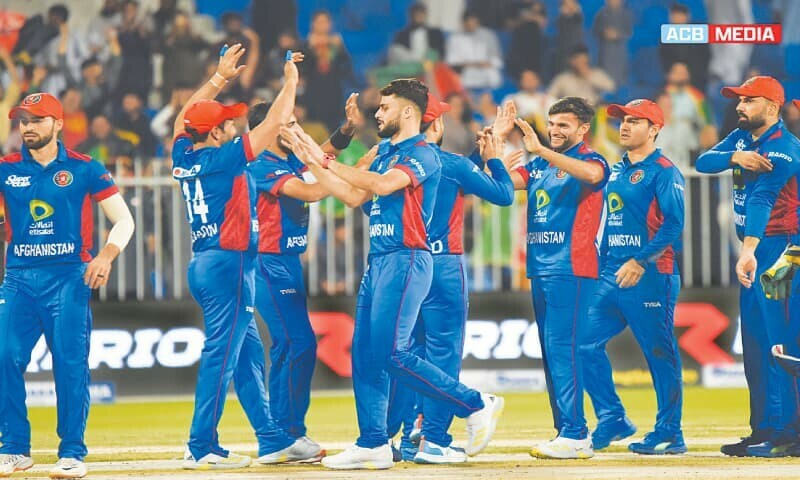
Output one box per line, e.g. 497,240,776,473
367,248,431,260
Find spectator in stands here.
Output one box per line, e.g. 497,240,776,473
547,45,615,106
389,3,445,64
654,90,695,172
251,0,297,55
115,92,156,158
86,0,122,61
39,8,88,96
11,4,68,66
77,113,136,173
115,0,153,102
214,12,260,95
706,0,753,87
502,69,554,134
470,0,517,30
56,26,121,118
294,100,329,144
151,0,177,54
0,47,21,151
161,11,208,101
664,62,718,157
302,10,354,131
592,0,632,88
507,1,547,81
659,3,711,91
420,0,466,33
553,0,585,74
60,87,89,150
445,10,503,91
441,92,479,156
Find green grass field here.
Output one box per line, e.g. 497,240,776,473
17,386,800,479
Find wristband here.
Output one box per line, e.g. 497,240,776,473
285,49,293,62
209,77,223,88
213,72,228,83
322,153,335,169
329,125,354,150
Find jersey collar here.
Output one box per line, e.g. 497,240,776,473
21,140,67,165
386,133,425,152
750,119,784,148
560,141,585,157
620,147,663,168
259,149,288,162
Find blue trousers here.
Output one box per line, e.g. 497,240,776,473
531,275,593,440
739,236,800,441
353,250,483,448
0,264,91,460
579,270,683,435
386,254,469,447
187,250,293,459
255,253,317,439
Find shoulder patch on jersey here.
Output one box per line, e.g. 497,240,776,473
578,143,593,154
656,156,674,169
415,140,428,147
0,152,22,163
767,129,783,142
65,148,92,162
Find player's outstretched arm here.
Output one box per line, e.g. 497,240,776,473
172,43,247,138
85,193,135,289
250,52,304,156
282,127,372,207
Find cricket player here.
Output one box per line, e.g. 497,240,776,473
580,99,686,455
0,92,134,479
388,95,519,464
505,97,611,459
280,79,504,470
174,45,313,469
243,89,362,458
696,77,800,457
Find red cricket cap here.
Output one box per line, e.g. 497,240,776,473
721,76,785,105
183,100,248,134
422,92,451,123
607,98,664,127
9,93,63,120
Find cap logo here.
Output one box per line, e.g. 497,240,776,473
23,94,42,105
627,99,644,107
743,77,757,86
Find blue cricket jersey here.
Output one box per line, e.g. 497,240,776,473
248,151,310,254
172,133,258,253
0,142,118,268
696,119,800,241
426,144,514,255
601,148,685,274
516,141,610,278
361,134,441,255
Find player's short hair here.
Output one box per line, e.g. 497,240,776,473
548,97,595,125
670,3,689,15
48,4,69,22
410,3,426,15
462,9,479,22
247,102,272,130
379,79,429,117
185,126,210,143
569,45,589,58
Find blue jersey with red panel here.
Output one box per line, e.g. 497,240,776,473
427,144,514,255
601,148,685,274
248,151,310,254
172,133,258,253
515,142,610,278
360,134,441,255
696,120,800,241
0,142,118,268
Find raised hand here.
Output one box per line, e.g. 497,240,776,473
283,51,305,84
502,149,526,171
515,118,543,155
216,43,247,81
356,145,379,169
492,101,518,140
481,134,505,161
342,93,363,134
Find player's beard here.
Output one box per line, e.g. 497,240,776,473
377,118,400,138
22,126,55,150
737,113,765,131
551,136,574,153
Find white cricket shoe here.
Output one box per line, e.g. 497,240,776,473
413,439,468,464
530,436,594,459
321,443,393,470
0,454,33,477
465,393,505,456
48,458,87,479
256,437,325,464
182,446,251,470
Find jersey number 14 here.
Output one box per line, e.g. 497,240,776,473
182,179,210,224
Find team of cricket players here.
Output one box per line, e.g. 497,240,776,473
1,42,800,477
